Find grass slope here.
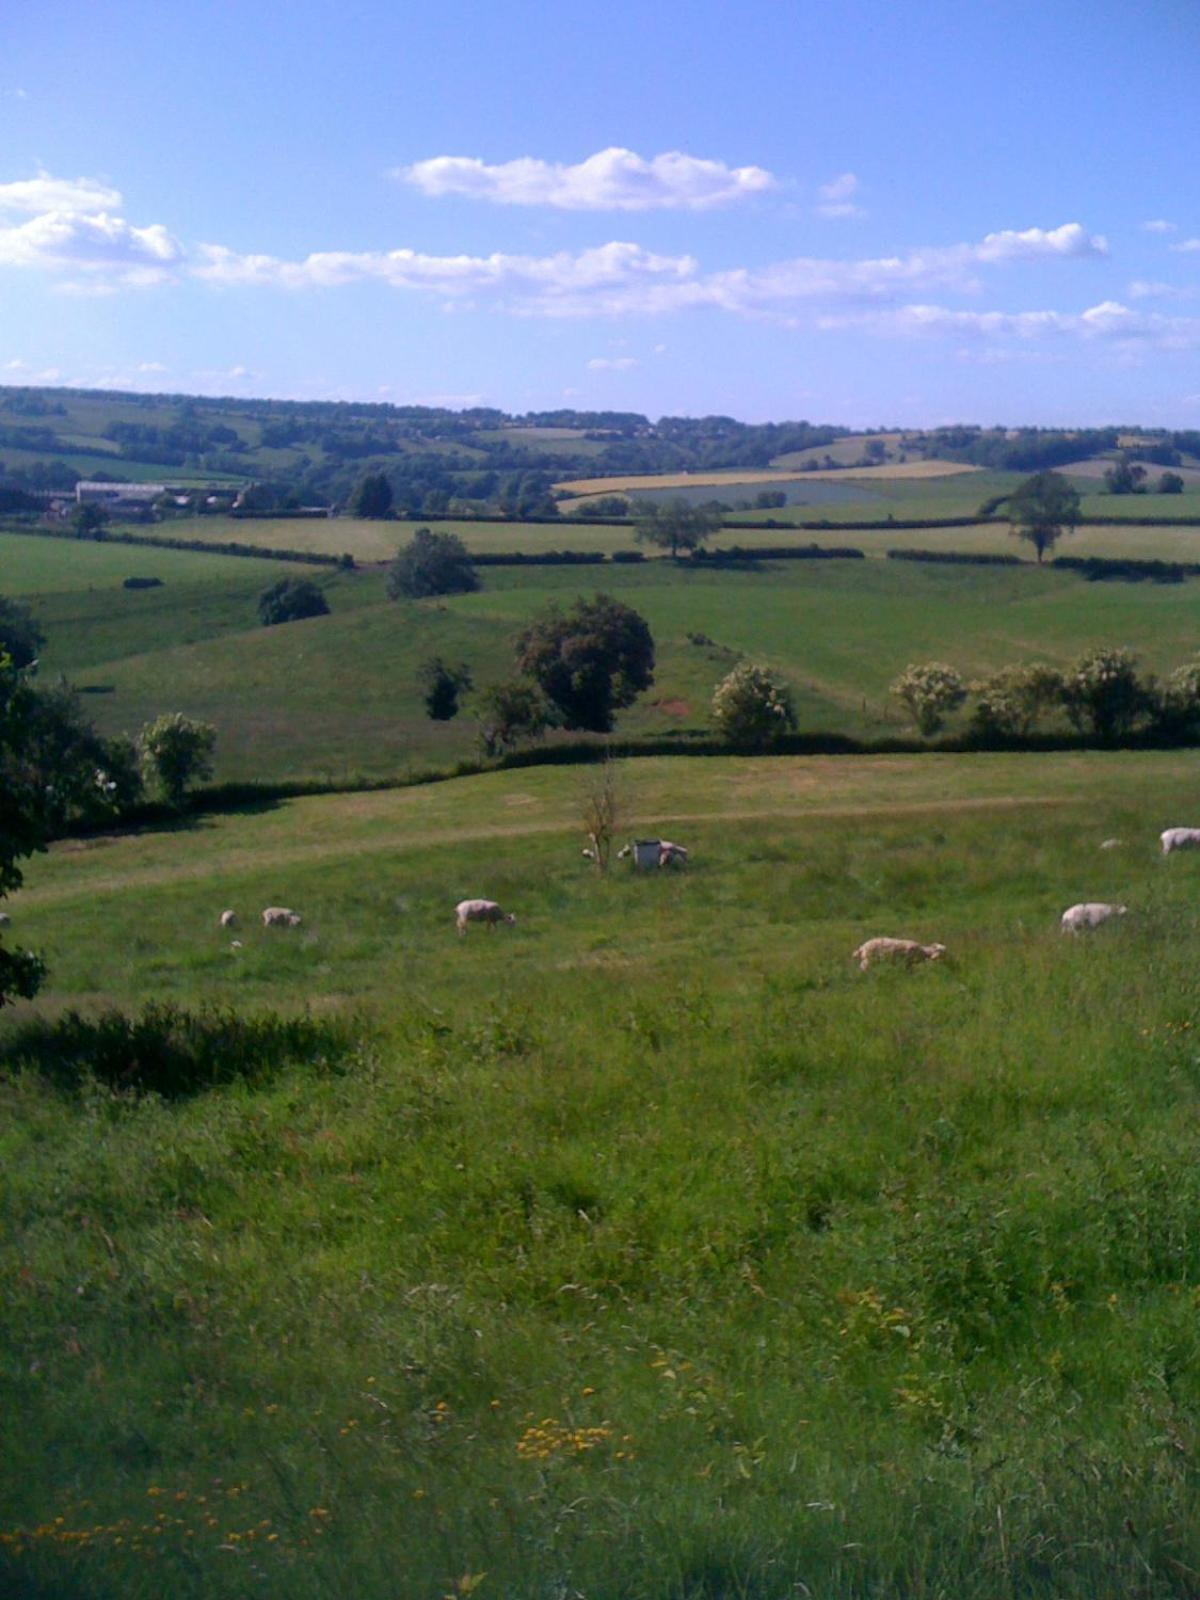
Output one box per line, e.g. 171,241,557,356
5,753,1200,1597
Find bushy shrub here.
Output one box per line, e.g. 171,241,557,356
418,657,473,721
257,576,330,626
138,713,216,807
1059,648,1147,740
477,679,554,758
891,662,967,736
1148,661,1200,738
711,662,798,746
969,664,1063,740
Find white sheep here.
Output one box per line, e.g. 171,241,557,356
456,898,516,937
1061,902,1127,934
1161,828,1200,856
853,937,946,972
262,906,302,928
219,910,238,929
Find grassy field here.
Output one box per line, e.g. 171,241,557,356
554,460,981,498
10,534,1200,784
6,752,1200,1597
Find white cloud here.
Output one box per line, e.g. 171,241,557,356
818,299,1200,351
973,223,1107,262
1142,219,1178,234
817,172,865,219
0,174,123,214
587,356,638,371
394,146,777,210
1171,239,1200,254
0,208,182,283
1128,279,1197,302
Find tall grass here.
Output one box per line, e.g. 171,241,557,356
6,770,1200,1594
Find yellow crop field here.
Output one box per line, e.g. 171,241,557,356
555,459,981,498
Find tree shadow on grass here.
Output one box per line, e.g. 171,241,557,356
0,1002,361,1099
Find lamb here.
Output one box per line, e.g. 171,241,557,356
853,937,946,972
1161,828,1200,856
219,910,238,929
456,898,517,937
261,906,302,928
1061,902,1127,934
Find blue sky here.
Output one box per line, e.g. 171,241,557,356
3,0,1199,427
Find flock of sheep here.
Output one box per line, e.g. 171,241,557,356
201,825,1200,966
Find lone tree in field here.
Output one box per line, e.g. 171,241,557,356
349,472,394,519
71,503,108,539
1008,470,1082,563
891,662,967,736
516,594,655,732
418,656,473,721
711,661,798,747
257,576,330,627
387,528,478,600
580,751,626,872
633,498,723,560
138,713,216,808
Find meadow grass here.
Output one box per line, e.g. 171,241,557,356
18,544,1200,785
6,754,1200,1596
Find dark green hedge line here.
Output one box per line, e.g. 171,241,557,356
888,548,1022,566
696,543,866,562
1053,555,1195,583
229,508,334,520
0,522,345,566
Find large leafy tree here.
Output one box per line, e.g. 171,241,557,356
633,498,723,559
0,663,141,1005
138,713,217,807
516,594,654,732
387,528,478,600
1008,471,1082,563
349,472,394,519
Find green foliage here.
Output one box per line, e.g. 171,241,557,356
968,663,1064,740
348,471,394,519
0,596,45,669
1104,458,1148,495
516,593,655,732
633,497,723,558
387,528,478,599
256,575,331,626
710,661,798,746
1008,470,1082,562
70,502,108,539
476,677,552,756
1148,660,1200,738
418,656,473,721
0,654,49,1005
6,1003,359,1098
138,713,216,806
890,661,968,735
1159,471,1185,494
1060,647,1147,740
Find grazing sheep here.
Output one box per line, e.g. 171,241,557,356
456,898,516,937
219,909,238,929
230,940,243,950
1061,902,1127,934
1099,838,1122,851
262,906,302,928
657,840,689,868
853,937,946,972
1161,827,1200,856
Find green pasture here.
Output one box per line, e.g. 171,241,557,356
7,753,1200,1597
13,540,1200,784
0,530,296,595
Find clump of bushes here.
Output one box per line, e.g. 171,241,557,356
891,648,1200,743
257,575,330,626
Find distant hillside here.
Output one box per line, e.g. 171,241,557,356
2,383,1197,519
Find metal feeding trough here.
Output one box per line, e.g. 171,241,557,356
631,839,665,870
